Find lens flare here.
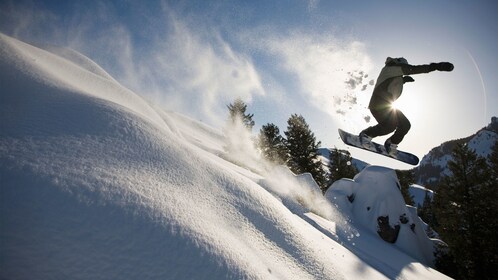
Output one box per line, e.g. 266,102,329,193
466,49,487,123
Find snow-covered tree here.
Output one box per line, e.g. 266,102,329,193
257,123,288,165
227,98,254,130
223,98,259,170
284,114,326,188
327,148,357,188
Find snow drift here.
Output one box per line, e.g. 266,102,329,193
0,33,450,279
326,166,439,265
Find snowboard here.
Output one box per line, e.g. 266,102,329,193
338,129,419,165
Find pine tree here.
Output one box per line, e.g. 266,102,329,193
433,143,497,279
223,98,258,168
418,190,434,222
284,114,327,188
257,123,288,165
227,98,254,130
418,190,438,238
395,170,415,206
327,147,358,186
489,140,498,182
485,140,498,274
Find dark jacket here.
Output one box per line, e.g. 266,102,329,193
368,63,434,111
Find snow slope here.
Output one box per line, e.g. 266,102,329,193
0,33,450,279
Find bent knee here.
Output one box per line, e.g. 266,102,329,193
400,119,411,132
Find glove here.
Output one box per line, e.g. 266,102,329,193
431,62,454,72
403,76,415,83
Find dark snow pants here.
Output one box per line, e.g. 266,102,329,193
361,108,411,145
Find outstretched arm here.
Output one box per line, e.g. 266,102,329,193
401,62,454,75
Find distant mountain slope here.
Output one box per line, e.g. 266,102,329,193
413,117,498,188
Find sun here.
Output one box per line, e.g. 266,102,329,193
390,99,408,113
389,94,422,123
390,99,400,110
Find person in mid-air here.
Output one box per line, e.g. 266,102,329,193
359,57,454,155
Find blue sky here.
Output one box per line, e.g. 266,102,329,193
1,0,497,169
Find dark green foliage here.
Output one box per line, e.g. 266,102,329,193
417,190,438,238
284,114,327,188
490,140,498,182
418,190,435,226
433,244,459,279
227,98,255,130
258,123,289,165
433,143,498,279
327,147,358,188
395,169,415,206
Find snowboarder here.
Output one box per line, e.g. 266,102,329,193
359,57,453,155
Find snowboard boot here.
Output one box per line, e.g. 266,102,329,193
359,132,373,149
384,139,398,156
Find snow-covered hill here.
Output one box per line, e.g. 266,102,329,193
0,33,450,279
414,117,498,187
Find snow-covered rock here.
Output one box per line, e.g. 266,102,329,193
325,166,439,265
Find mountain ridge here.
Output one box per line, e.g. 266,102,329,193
413,116,497,188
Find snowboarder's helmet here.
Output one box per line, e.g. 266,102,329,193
385,57,408,65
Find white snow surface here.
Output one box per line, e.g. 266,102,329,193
468,129,497,158
326,167,438,266
0,34,450,279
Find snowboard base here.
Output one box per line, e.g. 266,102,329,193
338,129,419,165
